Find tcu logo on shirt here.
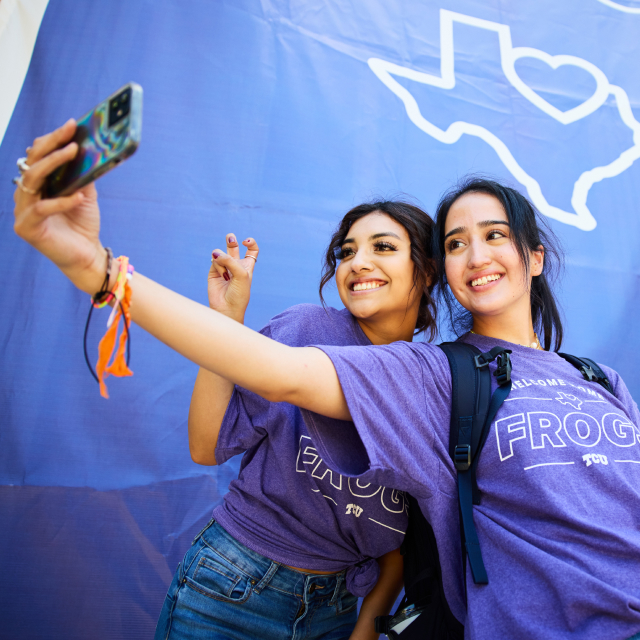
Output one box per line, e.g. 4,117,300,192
582,453,608,467
346,504,363,517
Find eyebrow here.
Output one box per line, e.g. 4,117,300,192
443,220,509,241
342,231,403,244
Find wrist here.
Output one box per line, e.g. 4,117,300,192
62,246,111,295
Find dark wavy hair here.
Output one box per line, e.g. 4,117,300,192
433,177,564,351
319,200,437,339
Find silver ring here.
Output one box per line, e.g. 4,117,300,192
17,157,31,173
12,176,39,195
245,255,257,262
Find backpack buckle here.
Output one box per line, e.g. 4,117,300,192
474,354,489,369
494,351,512,386
580,365,597,382
454,444,471,471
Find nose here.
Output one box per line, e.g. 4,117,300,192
351,248,373,273
467,238,491,269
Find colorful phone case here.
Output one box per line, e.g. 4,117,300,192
44,83,142,198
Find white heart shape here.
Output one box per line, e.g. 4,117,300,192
506,47,610,124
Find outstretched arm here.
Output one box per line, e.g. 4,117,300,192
188,234,259,465
133,273,348,414
13,120,351,421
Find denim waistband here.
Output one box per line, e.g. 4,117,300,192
194,520,348,601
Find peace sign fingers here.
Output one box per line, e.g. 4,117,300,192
241,237,259,274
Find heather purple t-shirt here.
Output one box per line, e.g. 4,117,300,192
213,304,408,596
302,332,640,639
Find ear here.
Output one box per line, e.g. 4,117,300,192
531,245,544,277
423,259,437,288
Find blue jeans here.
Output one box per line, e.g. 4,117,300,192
155,520,358,640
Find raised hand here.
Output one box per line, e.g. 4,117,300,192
13,119,107,294
208,234,259,322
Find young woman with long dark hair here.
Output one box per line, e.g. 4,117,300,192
156,200,436,639
14,122,640,639
300,178,640,639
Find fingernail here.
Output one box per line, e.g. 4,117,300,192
212,251,221,259
223,272,230,281
228,235,236,244
244,238,252,244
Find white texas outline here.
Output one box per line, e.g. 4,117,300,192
368,9,640,231
596,0,640,14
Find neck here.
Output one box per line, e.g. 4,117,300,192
356,310,418,345
471,309,538,349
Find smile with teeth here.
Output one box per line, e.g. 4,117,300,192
471,274,502,287
352,281,385,292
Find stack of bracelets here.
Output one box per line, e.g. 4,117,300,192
83,247,135,398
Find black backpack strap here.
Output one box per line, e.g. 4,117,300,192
557,353,615,395
394,493,464,639
440,343,512,586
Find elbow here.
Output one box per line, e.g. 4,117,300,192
189,445,218,466
187,415,219,466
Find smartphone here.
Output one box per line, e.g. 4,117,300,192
43,82,143,198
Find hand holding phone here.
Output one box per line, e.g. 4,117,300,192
13,119,109,295
43,82,142,198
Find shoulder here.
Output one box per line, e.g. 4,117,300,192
269,303,343,330
593,362,640,424
597,362,620,385
270,303,340,323
406,341,452,368
267,304,357,347
597,362,629,399
409,342,453,391
564,357,639,419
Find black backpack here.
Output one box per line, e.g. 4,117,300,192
375,343,614,640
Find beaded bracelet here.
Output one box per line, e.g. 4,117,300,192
91,247,114,308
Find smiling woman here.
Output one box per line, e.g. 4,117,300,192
435,177,564,350
298,178,640,640
175,199,437,640
320,201,437,343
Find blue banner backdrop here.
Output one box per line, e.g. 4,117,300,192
1,0,639,637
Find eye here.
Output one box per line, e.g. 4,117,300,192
446,238,464,252
487,229,507,241
336,246,355,260
373,241,397,252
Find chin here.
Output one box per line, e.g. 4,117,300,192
346,307,372,319
345,303,377,319
468,301,511,319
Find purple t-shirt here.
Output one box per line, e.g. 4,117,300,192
213,304,408,596
302,332,640,639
